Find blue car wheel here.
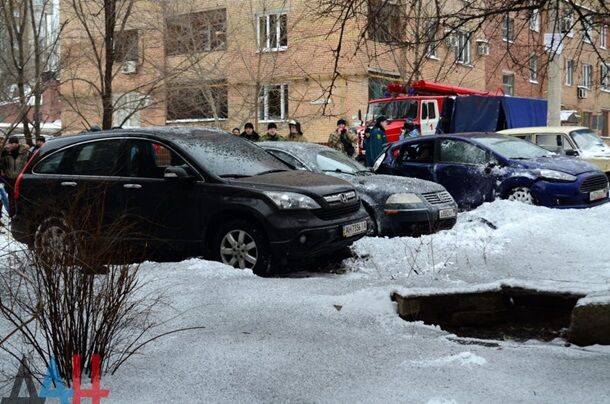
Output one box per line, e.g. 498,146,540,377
507,187,535,205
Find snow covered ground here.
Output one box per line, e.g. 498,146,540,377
2,200,610,403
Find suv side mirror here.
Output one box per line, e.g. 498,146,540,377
565,149,579,157
164,166,196,181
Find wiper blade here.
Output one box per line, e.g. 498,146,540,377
220,174,250,178
323,169,355,175
255,169,288,176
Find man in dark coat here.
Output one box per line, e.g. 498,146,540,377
240,122,260,141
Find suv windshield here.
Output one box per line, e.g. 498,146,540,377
315,150,369,174
476,136,553,159
570,129,606,153
181,133,290,177
367,100,418,122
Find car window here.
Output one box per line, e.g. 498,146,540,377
267,149,307,170
535,134,564,154
428,102,436,119
315,150,368,173
421,103,428,120
35,149,70,174
439,139,488,165
125,140,189,178
65,140,122,176
398,141,435,164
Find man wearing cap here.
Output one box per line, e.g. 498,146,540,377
363,116,388,167
1,137,31,215
287,120,307,142
260,123,286,141
328,118,357,157
240,122,260,141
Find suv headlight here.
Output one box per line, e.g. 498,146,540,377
535,169,577,182
386,193,422,204
264,191,321,210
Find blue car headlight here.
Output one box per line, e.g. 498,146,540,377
535,169,577,182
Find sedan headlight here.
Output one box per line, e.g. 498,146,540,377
386,193,423,204
535,169,577,182
264,191,321,210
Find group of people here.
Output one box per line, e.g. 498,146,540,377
362,116,421,166
0,136,46,226
231,120,308,143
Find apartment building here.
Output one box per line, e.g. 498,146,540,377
59,0,610,141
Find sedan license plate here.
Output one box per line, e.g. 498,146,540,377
439,208,457,219
590,188,608,201
342,221,367,238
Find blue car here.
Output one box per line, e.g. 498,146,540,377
374,133,610,209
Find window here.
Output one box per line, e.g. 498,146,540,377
456,31,471,64
601,63,610,91
582,16,593,43
536,134,566,154
258,84,288,121
424,20,438,58
565,59,574,86
503,14,515,42
113,92,142,128
257,13,287,52
368,76,396,100
368,0,401,44
529,54,538,82
503,73,514,96
166,9,227,56
35,150,69,174
529,7,540,32
398,140,435,164
69,141,122,177
580,64,592,89
439,139,488,165
125,140,188,178
114,30,139,62
562,10,574,37
267,150,307,170
602,25,608,49
167,80,228,121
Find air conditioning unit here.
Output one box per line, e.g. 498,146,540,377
577,87,587,99
121,61,137,75
476,40,489,56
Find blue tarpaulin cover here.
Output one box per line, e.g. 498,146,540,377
449,96,547,132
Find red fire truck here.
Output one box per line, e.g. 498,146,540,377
356,80,491,155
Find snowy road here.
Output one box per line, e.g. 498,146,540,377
2,200,610,403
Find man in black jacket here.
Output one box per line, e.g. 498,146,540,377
240,122,260,141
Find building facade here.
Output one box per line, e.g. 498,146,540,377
59,0,610,141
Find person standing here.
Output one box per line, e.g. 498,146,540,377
231,127,241,136
1,137,31,215
240,122,260,141
328,118,357,157
363,116,388,167
287,120,307,142
30,136,46,153
399,119,420,141
260,123,286,141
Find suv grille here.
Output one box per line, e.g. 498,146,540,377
315,203,360,220
323,191,358,204
421,191,454,205
580,175,609,193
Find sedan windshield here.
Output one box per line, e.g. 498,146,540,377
367,100,418,122
476,136,553,159
570,129,606,153
181,133,290,177
315,150,369,174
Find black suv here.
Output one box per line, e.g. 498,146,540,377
12,128,369,275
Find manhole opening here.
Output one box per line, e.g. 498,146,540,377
393,287,583,342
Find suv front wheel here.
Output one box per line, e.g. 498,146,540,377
215,220,273,276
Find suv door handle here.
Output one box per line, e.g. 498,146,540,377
60,182,77,187
123,183,142,189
